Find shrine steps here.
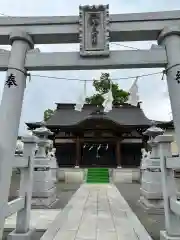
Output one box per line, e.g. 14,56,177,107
86,168,109,183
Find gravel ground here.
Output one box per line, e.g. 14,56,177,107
115,182,165,240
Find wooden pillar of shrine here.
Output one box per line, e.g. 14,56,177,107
75,136,81,167
116,140,121,168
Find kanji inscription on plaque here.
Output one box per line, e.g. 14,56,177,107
79,5,110,57
89,13,100,45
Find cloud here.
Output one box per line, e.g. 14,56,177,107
2,0,180,16
0,0,177,134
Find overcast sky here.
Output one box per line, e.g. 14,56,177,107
1,0,180,134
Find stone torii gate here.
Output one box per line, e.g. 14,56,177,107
0,4,180,237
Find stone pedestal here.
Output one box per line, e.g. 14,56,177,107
132,168,140,182
161,231,180,240
139,167,164,213
32,123,57,207
113,168,132,183
32,163,56,207
139,161,164,214
8,228,35,240
57,168,66,181
64,168,85,183
112,168,140,183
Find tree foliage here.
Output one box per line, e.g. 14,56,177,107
85,73,129,106
44,108,54,122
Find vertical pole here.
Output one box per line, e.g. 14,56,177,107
0,30,33,238
15,135,37,233
75,136,80,167
116,140,121,168
158,26,180,152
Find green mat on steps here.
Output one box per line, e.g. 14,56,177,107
86,168,109,183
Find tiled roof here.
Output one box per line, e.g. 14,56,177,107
45,103,152,127
26,104,174,130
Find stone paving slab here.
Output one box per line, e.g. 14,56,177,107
41,184,152,240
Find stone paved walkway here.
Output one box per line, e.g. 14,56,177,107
41,184,152,240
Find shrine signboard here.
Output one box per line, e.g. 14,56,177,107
79,4,110,57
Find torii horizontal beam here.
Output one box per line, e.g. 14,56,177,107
0,48,166,71
0,10,180,44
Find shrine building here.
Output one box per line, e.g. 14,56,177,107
26,103,174,169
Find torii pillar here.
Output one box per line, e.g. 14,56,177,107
158,26,180,153
0,30,33,237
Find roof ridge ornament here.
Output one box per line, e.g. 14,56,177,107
90,108,105,115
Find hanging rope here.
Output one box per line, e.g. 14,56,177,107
30,70,164,82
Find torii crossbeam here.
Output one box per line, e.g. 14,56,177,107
0,10,180,44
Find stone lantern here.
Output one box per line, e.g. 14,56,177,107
33,121,53,158
143,121,164,159
139,121,165,213
31,122,56,207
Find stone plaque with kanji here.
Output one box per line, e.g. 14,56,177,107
79,5,110,57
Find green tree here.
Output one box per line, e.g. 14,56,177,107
44,108,54,122
85,73,129,106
